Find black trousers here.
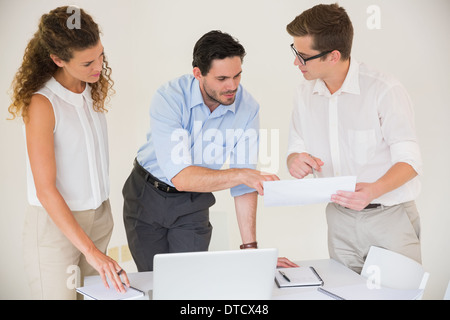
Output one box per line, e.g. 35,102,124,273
122,163,216,271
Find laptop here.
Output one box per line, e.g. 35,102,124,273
152,248,278,300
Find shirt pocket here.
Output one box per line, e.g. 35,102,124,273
348,129,376,166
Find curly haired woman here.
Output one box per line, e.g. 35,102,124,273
8,6,129,299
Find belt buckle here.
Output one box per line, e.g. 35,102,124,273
153,179,175,193
154,180,172,192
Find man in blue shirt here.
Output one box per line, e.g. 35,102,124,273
123,31,294,271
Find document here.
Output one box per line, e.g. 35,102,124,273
263,176,356,207
76,282,145,300
275,266,324,288
316,284,424,300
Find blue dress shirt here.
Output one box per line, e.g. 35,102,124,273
136,74,260,197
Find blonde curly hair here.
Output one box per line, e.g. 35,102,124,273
8,6,114,121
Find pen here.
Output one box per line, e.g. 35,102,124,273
279,270,291,282
309,154,317,178
309,266,324,285
121,282,146,295
317,287,345,300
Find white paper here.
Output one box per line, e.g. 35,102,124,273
318,284,424,300
76,282,145,300
263,176,356,207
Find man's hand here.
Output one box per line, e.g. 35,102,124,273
287,152,323,179
331,182,376,211
277,257,299,268
239,169,279,195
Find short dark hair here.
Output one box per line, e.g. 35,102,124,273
286,3,353,60
192,30,246,75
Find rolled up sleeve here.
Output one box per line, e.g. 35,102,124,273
379,83,423,175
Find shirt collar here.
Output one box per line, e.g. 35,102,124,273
313,58,360,96
190,78,237,116
191,78,204,108
46,77,92,107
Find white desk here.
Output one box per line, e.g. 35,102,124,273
272,259,423,300
83,258,423,300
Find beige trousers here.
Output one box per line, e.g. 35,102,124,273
326,201,421,274
22,200,113,300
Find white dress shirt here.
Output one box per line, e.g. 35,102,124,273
25,77,109,211
287,59,422,206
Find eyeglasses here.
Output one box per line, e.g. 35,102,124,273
290,43,333,66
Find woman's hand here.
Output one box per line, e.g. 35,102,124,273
85,247,131,293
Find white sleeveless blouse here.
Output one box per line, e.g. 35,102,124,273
25,77,109,211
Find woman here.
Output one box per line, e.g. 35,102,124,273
8,6,130,299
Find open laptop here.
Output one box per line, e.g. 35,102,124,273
152,248,278,300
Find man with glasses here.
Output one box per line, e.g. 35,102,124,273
285,4,423,273
123,30,296,271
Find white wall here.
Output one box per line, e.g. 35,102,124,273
1,0,449,300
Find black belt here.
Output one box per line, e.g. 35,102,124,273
133,159,182,193
364,203,382,209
